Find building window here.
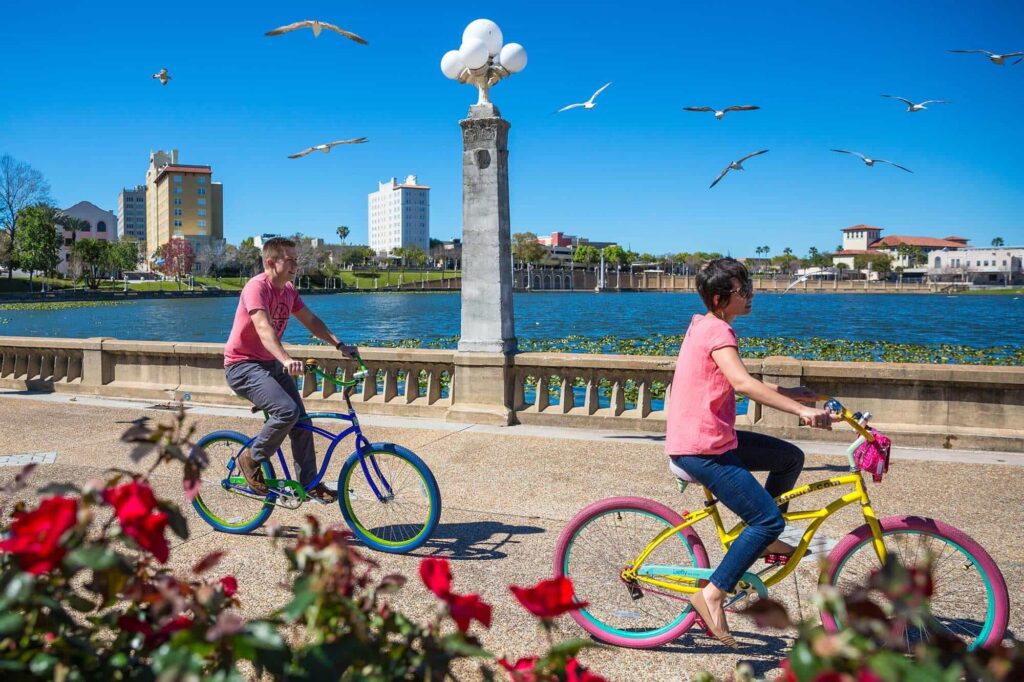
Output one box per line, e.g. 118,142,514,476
197,220,207,228
97,221,106,232
197,188,206,196
197,176,207,184
174,198,182,205
174,186,182,194
197,198,206,206
197,209,207,217
173,175,182,183
173,220,182,227
173,208,182,216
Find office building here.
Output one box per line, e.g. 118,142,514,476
367,175,430,256
144,149,223,267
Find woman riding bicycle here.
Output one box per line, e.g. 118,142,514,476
666,257,833,647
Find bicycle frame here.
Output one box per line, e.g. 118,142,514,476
626,403,889,597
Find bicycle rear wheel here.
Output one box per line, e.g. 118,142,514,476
822,516,1009,651
553,497,710,648
190,430,275,534
338,443,440,553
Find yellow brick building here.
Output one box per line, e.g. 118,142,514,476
144,149,223,267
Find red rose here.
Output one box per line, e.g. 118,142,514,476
813,672,846,682
448,593,492,633
777,660,798,682
566,658,608,682
0,497,78,575
104,482,170,563
219,575,238,597
498,657,538,681
510,576,586,620
857,670,884,682
104,482,158,524
419,557,452,600
121,510,170,563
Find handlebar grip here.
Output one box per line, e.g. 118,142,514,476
352,370,368,380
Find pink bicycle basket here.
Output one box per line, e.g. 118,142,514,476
854,429,892,482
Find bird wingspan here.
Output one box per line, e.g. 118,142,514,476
325,137,368,146
709,166,731,189
723,105,759,112
683,106,714,112
266,20,313,36
288,148,315,159
557,102,584,112
948,49,992,55
877,159,913,173
322,22,369,45
738,149,769,162
920,100,949,105
831,149,865,159
881,94,913,106
589,82,612,101
1004,52,1024,58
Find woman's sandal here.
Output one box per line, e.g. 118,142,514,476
689,590,738,649
761,539,796,559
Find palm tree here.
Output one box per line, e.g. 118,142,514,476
783,247,793,257
992,237,1004,247
336,225,350,245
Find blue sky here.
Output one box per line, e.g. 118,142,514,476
1,0,1022,257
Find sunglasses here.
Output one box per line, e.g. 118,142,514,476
729,281,754,298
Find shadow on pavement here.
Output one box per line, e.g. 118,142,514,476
422,520,546,561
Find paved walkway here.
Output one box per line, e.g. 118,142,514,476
1,389,1021,681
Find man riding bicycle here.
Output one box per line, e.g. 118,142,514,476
223,236,357,502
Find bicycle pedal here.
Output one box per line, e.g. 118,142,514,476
763,553,790,565
625,581,644,601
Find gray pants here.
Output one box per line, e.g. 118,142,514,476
225,360,317,486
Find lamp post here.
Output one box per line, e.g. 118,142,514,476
441,19,527,424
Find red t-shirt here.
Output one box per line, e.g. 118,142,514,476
664,314,739,455
224,273,304,366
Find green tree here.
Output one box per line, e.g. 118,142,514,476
341,245,375,266
12,203,62,286
404,245,427,267
992,237,1004,247
336,225,350,244
71,239,112,286
602,244,629,268
896,243,925,267
512,232,547,264
237,237,262,275
854,252,892,274
0,154,52,278
573,244,600,265
836,262,849,280
110,240,140,278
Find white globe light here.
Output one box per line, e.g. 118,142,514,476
499,43,527,73
440,49,465,79
463,18,503,56
459,37,489,70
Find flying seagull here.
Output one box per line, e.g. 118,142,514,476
948,49,1023,65
152,68,171,86
708,149,769,189
683,105,760,120
288,137,368,159
265,20,368,45
831,149,913,173
881,95,949,112
557,82,612,112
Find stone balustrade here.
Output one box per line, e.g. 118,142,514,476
1,336,1021,452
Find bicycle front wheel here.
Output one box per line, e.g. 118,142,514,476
338,443,441,553
190,430,275,534
553,497,710,649
822,516,1009,651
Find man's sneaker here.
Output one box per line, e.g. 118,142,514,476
237,452,269,495
308,483,338,504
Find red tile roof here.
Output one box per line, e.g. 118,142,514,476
942,235,969,242
841,224,884,233
870,235,969,249
155,164,212,180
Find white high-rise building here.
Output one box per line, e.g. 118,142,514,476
368,175,430,256
117,185,147,248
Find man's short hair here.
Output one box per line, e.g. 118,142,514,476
262,237,296,260
696,257,750,311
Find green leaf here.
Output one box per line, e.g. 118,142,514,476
244,621,285,649
66,545,121,571
0,612,25,634
440,633,492,659
546,638,601,658
29,653,57,675
37,482,82,496
3,572,35,603
159,500,190,541
280,589,318,621
109,652,129,668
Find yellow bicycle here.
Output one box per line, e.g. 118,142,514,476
552,399,1009,651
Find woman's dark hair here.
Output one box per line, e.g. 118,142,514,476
696,257,750,311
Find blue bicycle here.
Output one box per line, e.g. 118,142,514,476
191,358,441,553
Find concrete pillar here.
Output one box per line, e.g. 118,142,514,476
449,102,516,425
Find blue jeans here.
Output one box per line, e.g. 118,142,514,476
671,431,804,592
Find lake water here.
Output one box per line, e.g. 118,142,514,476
2,292,1023,353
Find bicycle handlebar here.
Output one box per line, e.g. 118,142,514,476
304,357,368,388
818,395,875,443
